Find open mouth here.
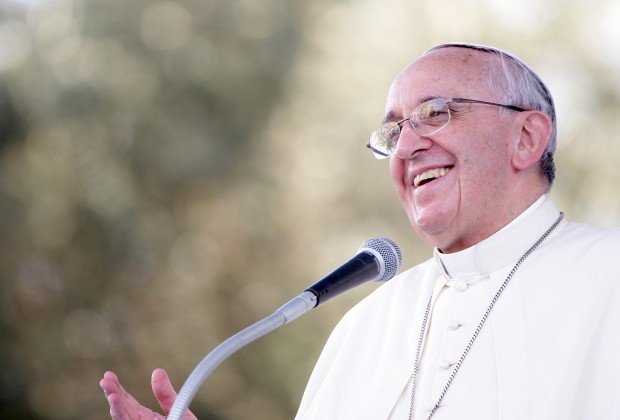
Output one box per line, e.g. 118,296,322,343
413,167,453,188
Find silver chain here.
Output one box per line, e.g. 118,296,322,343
407,294,433,420
408,212,564,420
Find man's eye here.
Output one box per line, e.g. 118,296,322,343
387,125,401,139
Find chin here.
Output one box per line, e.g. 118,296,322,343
410,216,441,245
410,211,460,250
411,204,445,231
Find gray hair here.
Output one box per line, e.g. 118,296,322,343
425,43,557,188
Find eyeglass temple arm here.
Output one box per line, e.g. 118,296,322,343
450,98,527,112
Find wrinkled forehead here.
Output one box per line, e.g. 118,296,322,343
406,47,496,88
387,47,498,107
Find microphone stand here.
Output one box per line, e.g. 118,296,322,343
166,291,317,420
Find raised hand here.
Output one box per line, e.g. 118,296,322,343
100,368,197,420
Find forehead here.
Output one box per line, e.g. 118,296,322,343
387,48,497,108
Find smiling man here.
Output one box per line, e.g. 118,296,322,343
295,44,620,420
385,46,553,253
101,44,620,420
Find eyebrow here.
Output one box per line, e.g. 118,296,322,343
382,111,399,124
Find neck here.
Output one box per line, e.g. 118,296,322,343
437,187,548,254
434,195,560,278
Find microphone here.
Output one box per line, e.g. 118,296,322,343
305,236,402,307
167,237,402,420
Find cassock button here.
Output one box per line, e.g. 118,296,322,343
454,280,468,292
447,319,462,330
439,360,453,370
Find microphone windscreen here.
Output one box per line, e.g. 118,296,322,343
358,237,402,282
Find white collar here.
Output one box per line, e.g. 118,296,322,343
434,195,561,278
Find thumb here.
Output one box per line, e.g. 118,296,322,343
151,368,197,420
151,368,178,413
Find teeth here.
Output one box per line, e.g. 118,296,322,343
414,167,452,187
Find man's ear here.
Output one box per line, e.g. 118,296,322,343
512,111,553,170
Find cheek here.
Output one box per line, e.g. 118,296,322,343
389,158,407,197
389,158,418,222
459,146,510,201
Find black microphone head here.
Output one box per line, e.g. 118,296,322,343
358,237,402,282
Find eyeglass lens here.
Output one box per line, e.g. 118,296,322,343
367,98,451,158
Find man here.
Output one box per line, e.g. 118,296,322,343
295,44,620,419
101,44,620,419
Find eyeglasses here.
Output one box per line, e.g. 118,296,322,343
366,97,527,159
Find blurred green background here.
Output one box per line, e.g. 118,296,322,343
0,0,619,418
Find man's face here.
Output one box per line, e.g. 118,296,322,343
388,48,523,253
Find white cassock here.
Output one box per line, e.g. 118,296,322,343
295,196,620,420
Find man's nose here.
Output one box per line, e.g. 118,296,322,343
394,123,432,159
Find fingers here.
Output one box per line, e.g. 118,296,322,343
100,370,167,420
100,371,122,399
106,391,128,420
100,371,130,420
